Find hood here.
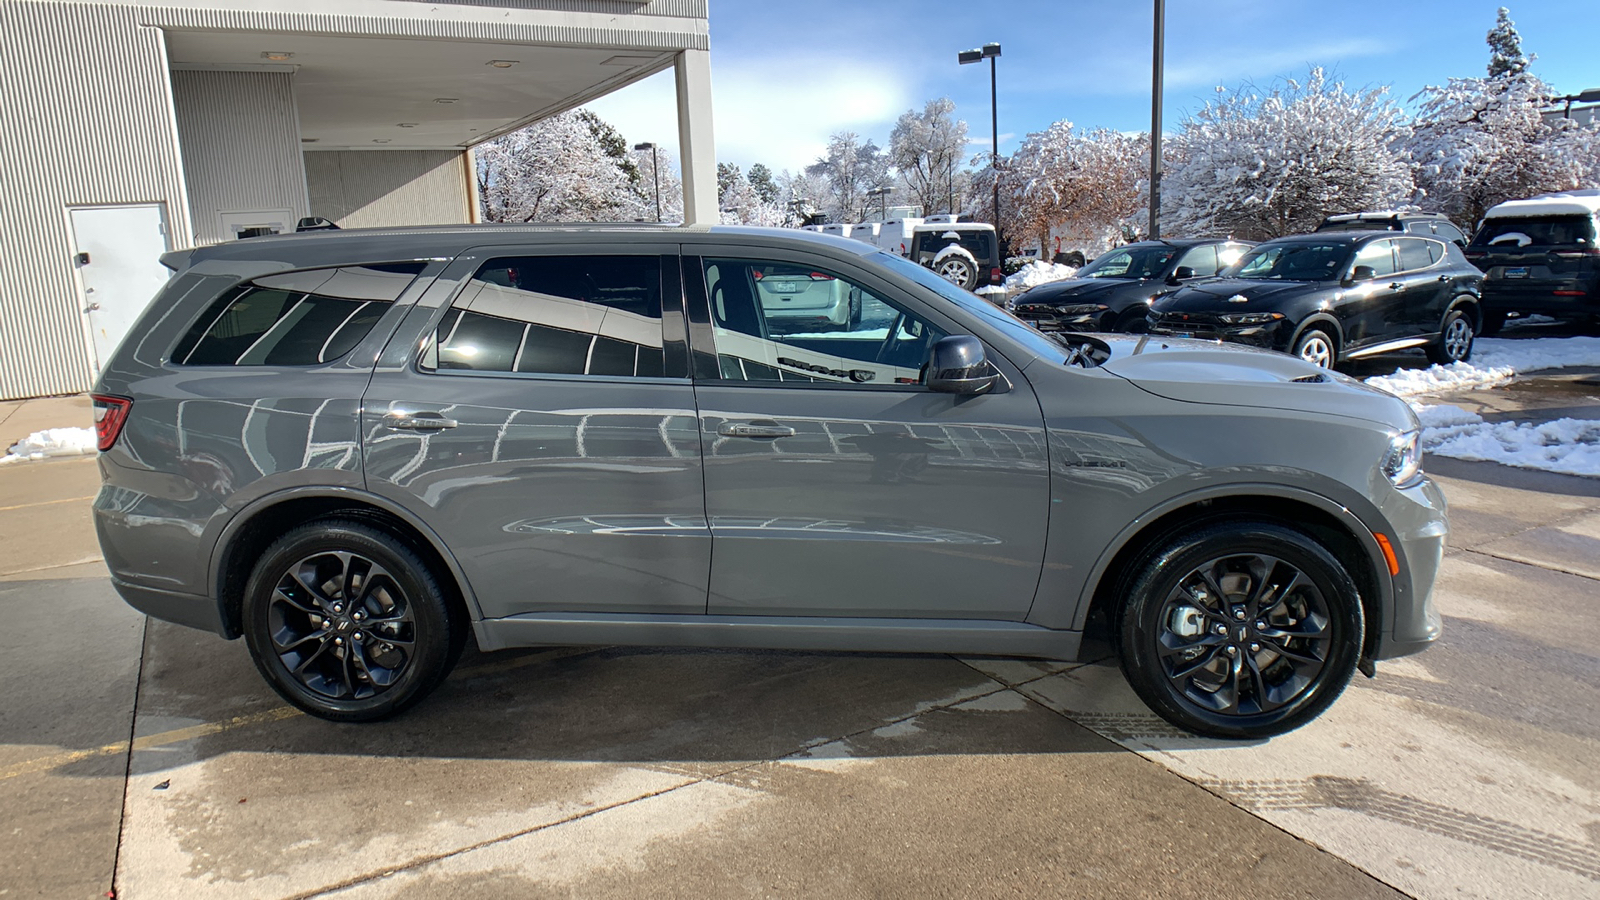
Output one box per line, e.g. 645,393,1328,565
1155,278,1326,312
1087,334,1416,431
1020,277,1141,303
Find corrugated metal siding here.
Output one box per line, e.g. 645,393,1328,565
305,150,472,228
0,1,193,401
394,0,707,17
171,71,308,245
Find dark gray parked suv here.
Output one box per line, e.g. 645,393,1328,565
92,225,1446,738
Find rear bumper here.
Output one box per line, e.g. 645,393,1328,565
109,577,228,637
1481,280,1599,315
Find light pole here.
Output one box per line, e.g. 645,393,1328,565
1552,87,1600,118
632,142,661,222
959,43,1002,245
866,186,890,222
1149,0,1165,240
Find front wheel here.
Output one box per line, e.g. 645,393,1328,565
1114,307,1150,334
1117,521,1364,738
1292,328,1337,368
242,519,464,722
934,256,978,291
1426,307,1475,364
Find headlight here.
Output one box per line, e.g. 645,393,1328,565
1057,303,1109,317
1217,312,1286,325
1382,430,1423,487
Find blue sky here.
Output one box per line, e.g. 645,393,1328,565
584,0,1597,174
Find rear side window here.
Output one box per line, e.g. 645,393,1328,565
1396,238,1436,272
425,255,674,378
173,263,425,366
1471,216,1597,249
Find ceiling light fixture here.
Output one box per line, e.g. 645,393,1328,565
372,138,392,143
261,51,294,61
486,60,519,68
301,138,319,143
397,123,418,128
434,98,458,104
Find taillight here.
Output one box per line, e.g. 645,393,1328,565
989,267,1003,283
807,272,835,281
91,394,132,452
1553,290,1587,296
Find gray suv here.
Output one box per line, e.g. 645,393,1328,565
92,225,1446,738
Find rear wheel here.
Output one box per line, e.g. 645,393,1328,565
934,256,978,291
1426,307,1475,364
242,519,464,722
1117,521,1364,738
1293,327,1337,368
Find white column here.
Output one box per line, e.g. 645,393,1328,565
674,48,717,225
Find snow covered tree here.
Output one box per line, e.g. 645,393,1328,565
1003,122,1149,255
629,144,684,223
1486,7,1529,79
1162,68,1412,240
1407,73,1599,225
718,168,787,226
717,162,742,200
889,98,969,216
476,111,640,222
806,132,892,222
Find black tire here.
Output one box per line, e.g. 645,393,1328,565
1117,520,1365,739
1426,307,1475,365
1479,310,1505,336
242,518,465,722
1114,307,1150,334
1292,327,1337,368
934,255,978,291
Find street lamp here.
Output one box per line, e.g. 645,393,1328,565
632,142,661,222
1149,0,1165,240
866,186,890,222
1552,87,1600,119
959,42,1002,246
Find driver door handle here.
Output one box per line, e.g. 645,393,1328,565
383,411,458,431
718,421,795,439
1388,282,1405,290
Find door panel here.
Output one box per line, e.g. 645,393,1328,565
1393,238,1452,335
686,250,1049,620
69,204,171,371
1338,239,1403,347
363,246,709,620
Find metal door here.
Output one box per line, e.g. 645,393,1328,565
68,204,171,371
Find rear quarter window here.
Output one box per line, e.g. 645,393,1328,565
172,263,426,366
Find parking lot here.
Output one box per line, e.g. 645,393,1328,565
2,361,1598,899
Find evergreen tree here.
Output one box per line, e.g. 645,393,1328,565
575,109,641,187
1486,7,1528,79
717,162,742,200
747,164,778,204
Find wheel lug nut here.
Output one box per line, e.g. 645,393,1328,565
1255,620,1266,630
1249,643,1260,653
1224,645,1238,655
1233,609,1246,620
354,632,363,641
334,637,343,645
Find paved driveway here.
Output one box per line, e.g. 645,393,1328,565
1,376,1596,899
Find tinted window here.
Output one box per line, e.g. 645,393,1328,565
174,263,424,366
428,255,669,378
1079,245,1179,279
1433,222,1466,245
1396,238,1436,272
912,230,995,263
1228,242,1350,281
1176,245,1220,276
1470,215,1597,249
1351,239,1399,278
704,258,946,387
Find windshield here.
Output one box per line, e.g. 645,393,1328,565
1223,242,1351,281
867,252,1067,363
1077,245,1178,280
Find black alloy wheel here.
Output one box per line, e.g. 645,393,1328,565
1118,521,1363,738
1115,307,1151,334
1426,308,1475,364
243,519,464,721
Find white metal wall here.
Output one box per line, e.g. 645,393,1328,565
171,70,309,245
0,1,192,400
304,150,474,229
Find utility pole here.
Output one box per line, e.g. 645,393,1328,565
633,142,661,222
1148,0,1165,240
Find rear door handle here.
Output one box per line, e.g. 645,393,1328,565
717,421,795,439
383,411,458,431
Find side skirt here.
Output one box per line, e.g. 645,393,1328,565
476,612,1083,659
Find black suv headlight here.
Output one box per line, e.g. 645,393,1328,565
1056,303,1109,317
1217,312,1286,325
1382,430,1423,487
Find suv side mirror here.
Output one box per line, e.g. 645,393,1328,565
926,335,1001,395
1342,264,1375,287
1166,265,1196,285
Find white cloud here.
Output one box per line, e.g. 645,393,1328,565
582,57,914,174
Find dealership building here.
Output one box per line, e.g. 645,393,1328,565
0,0,716,400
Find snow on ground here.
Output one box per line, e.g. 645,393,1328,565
1365,336,1600,398
1003,261,1078,293
0,427,97,465
1413,403,1600,477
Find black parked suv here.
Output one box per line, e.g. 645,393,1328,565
1149,232,1484,368
1316,211,1468,248
1465,191,1600,334
1012,239,1253,333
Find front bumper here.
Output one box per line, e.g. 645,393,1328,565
1148,315,1292,351
1371,474,1449,660
1014,303,1112,333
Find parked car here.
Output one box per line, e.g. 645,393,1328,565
1012,239,1253,333
1148,233,1483,368
92,224,1445,739
907,223,1002,291
752,264,862,333
1465,190,1600,334
1315,211,1469,248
